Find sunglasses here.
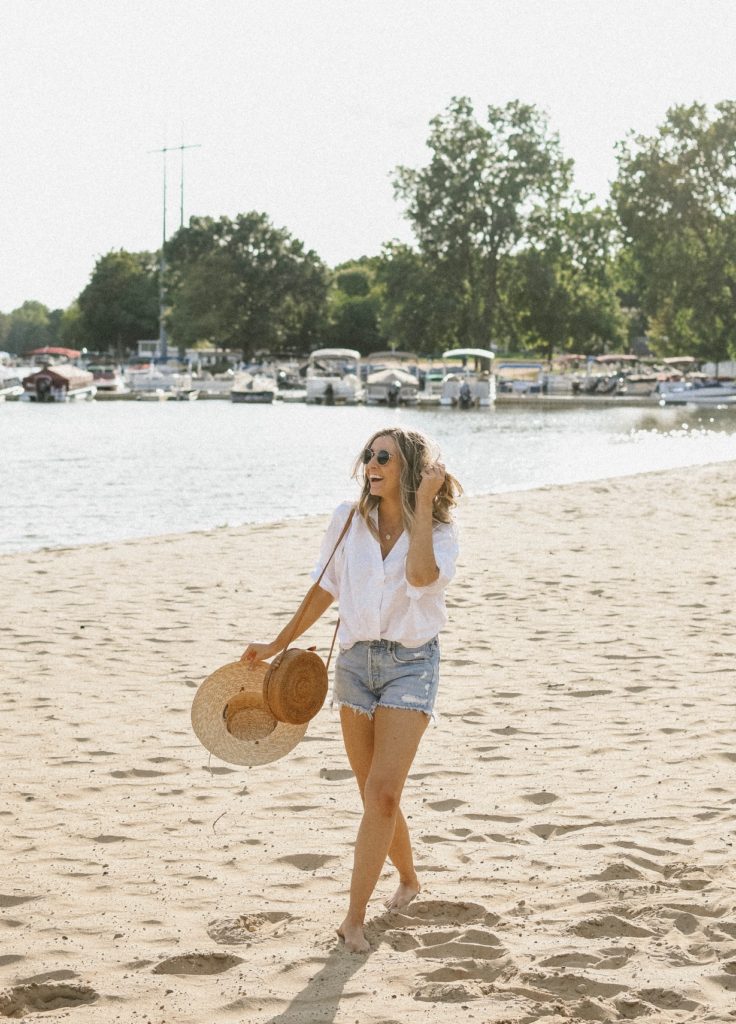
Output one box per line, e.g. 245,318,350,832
362,447,394,466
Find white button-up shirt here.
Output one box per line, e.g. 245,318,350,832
311,501,459,649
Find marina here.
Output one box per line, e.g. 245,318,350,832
2,397,735,554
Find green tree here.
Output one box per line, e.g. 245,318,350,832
506,204,625,357
76,250,159,356
165,212,328,357
393,96,574,351
325,259,385,354
375,243,460,355
4,300,53,355
613,101,736,363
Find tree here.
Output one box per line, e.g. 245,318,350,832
375,243,460,355
164,213,328,357
4,300,54,355
506,204,625,357
76,250,159,356
325,259,385,354
392,96,575,351
613,102,736,363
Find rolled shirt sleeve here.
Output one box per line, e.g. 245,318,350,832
404,520,459,600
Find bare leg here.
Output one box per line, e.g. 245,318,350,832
337,706,428,952
339,708,420,897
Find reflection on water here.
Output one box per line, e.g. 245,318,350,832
1,400,735,552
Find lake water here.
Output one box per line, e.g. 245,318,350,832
1,399,735,553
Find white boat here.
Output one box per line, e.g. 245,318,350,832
230,372,277,404
21,365,97,402
0,366,32,400
87,364,129,394
440,348,495,407
657,380,736,406
127,363,197,400
365,367,419,406
496,360,545,396
305,348,363,404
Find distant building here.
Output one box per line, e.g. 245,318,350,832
135,340,238,368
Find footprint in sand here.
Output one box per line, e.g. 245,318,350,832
426,799,466,811
207,912,293,945
571,914,655,939
521,791,559,806
0,983,98,1016
413,980,486,1002
277,853,337,871
0,894,41,909
318,768,353,781
152,952,243,975
413,927,505,961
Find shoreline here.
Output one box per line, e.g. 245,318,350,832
3,455,736,559
2,460,735,1021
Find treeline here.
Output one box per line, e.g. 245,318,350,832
3,97,736,364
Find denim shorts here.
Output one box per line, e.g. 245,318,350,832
333,637,440,721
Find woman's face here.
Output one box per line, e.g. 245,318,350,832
364,434,402,502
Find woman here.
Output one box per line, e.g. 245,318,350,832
243,426,461,953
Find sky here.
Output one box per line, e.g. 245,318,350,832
1,0,735,313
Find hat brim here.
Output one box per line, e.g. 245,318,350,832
191,660,308,766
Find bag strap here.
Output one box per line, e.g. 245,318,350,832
281,507,356,659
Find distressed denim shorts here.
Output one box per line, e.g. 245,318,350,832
333,637,440,721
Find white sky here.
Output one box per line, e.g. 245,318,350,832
1,0,735,312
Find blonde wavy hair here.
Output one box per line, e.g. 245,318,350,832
352,426,462,539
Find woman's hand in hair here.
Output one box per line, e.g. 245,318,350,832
417,461,446,503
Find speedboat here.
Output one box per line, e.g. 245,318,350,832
230,372,277,403
657,380,736,406
87,364,129,394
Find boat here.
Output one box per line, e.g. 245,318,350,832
657,380,736,406
0,366,32,400
230,371,277,404
305,348,363,404
87,363,129,394
496,360,545,396
440,348,495,407
126,363,198,400
364,367,419,406
21,365,96,402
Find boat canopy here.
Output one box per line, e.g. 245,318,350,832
442,348,495,361
28,346,81,359
366,350,418,363
366,367,419,386
309,348,361,361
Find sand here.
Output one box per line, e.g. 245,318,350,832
1,462,735,1023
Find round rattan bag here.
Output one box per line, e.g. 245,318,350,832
191,660,307,766
263,648,328,725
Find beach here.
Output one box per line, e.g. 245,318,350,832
1,461,735,1023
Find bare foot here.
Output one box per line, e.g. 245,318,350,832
384,880,421,911
337,919,370,954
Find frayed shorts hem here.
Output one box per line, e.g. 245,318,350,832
331,698,437,725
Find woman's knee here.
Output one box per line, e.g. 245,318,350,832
364,776,401,818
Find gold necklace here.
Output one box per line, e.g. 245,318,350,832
379,516,400,542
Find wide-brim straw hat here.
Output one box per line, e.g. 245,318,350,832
191,660,307,766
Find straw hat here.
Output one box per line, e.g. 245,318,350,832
191,660,308,766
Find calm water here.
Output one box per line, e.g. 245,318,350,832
1,399,735,553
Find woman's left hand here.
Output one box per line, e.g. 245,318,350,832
417,461,446,502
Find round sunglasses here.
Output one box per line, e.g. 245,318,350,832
362,447,394,466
